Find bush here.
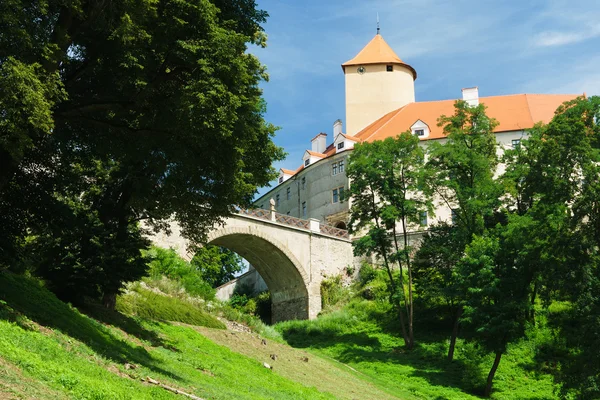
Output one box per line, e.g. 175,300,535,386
320,275,348,309
146,246,215,300
358,262,376,286
255,291,272,323
117,283,224,329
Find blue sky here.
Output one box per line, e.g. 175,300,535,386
251,0,600,197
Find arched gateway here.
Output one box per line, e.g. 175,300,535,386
148,209,353,322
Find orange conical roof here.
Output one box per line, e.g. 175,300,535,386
342,34,417,79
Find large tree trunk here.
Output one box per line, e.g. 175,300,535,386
530,280,538,322
391,226,412,349
102,291,117,310
448,306,463,361
382,251,410,347
401,217,414,350
484,351,503,397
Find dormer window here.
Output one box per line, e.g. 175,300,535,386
410,120,430,138
386,65,393,72
278,176,284,183
304,159,310,166
337,142,345,150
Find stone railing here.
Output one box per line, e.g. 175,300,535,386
275,213,310,229
238,208,349,239
319,224,350,239
239,208,271,221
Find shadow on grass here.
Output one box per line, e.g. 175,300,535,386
0,272,182,381
78,302,177,351
279,320,484,397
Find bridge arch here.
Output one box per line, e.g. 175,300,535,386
206,226,310,322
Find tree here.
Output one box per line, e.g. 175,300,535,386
424,100,502,360
191,245,244,288
348,132,430,349
525,96,600,399
413,222,463,360
496,96,600,398
0,0,284,306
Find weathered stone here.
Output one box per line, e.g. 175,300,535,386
147,213,355,322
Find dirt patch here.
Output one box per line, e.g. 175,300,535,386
193,326,401,400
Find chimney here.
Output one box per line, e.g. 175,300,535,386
462,87,479,107
333,119,343,137
311,133,327,154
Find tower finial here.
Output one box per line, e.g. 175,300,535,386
377,13,380,35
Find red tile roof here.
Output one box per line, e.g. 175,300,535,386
305,150,327,157
355,93,581,142
282,93,581,179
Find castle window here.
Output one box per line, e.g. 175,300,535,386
302,202,307,217
286,211,290,215
386,65,393,72
332,186,345,203
337,142,344,150
286,187,291,200
415,129,425,137
301,177,306,189
338,160,345,173
512,139,521,149
332,163,338,176
279,176,283,183
276,194,280,207
420,211,428,226
304,159,310,166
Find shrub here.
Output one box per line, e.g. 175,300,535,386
358,262,376,286
146,246,215,300
320,275,348,309
117,284,224,329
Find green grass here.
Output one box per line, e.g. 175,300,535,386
116,282,225,329
275,299,559,400
0,272,339,399
0,270,562,399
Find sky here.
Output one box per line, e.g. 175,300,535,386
250,0,600,198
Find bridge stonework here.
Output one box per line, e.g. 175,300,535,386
147,212,354,323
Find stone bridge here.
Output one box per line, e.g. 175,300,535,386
148,208,353,322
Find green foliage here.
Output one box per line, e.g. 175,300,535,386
146,246,215,300
427,100,501,241
228,289,271,323
348,131,430,348
29,186,151,306
116,282,224,328
190,245,245,288
357,262,376,286
413,222,463,307
0,0,284,311
320,275,348,309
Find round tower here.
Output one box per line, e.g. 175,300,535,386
342,34,417,136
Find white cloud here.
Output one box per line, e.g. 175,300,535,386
533,25,600,47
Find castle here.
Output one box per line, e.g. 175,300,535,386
253,33,580,233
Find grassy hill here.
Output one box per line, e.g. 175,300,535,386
0,272,559,399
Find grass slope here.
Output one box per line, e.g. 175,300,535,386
0,273,338,399
275,300,558,400
196,324,404,400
